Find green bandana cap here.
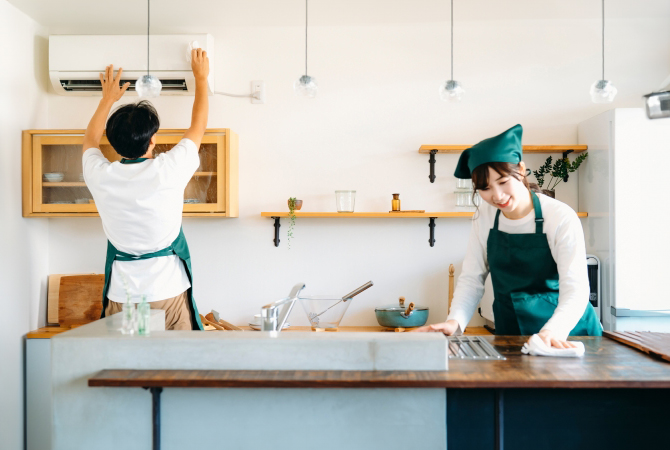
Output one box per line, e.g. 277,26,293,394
454,124,523,179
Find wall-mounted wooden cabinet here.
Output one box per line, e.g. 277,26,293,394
22,129,238,218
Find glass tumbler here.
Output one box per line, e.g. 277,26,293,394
335,190,356,213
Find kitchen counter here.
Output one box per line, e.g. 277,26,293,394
87,336,670,389
37,315,670,450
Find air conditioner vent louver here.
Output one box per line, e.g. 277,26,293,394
60,79,188,92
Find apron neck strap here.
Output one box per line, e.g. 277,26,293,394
492,190,544,233
120,158,148,164
531,190,544,234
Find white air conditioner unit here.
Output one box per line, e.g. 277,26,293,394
49,34,214,96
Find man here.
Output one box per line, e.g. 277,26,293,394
82,49,209,330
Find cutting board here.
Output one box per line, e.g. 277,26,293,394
47,273,96,324
58,274,105,328
604,331,670,363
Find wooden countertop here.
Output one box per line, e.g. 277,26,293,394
88,336,670,389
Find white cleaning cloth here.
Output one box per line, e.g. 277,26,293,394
521,334,585,357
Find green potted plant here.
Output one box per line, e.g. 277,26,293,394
287,197,302,249
532,153,588,198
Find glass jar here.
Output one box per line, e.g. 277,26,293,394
335,190,356,213
454,179,479,211
391,193,400,211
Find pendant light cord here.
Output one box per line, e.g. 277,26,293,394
147,0,150,76
450,0,454,80
305,0,308,76
602,0,605,80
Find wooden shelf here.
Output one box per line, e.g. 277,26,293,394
194,172,217,177
43,182,86,187
261,212,587,218
420,144,588,183
418,145,588,154
261,212,474,218
262,211,588,248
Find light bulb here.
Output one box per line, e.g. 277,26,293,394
136,74,162,98
294,75,318,98
590,80,617,103
439,80,465,102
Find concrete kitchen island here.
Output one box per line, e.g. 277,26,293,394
50,312,449,450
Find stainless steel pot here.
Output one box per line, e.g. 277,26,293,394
375,297,429,328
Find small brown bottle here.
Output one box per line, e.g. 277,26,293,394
392,193,400,211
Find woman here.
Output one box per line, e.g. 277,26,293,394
416,124,601,348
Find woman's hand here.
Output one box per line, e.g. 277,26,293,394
99,65,130,104
536,329,577,348
413,319,460,335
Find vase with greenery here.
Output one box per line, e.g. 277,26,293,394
287,197,302,249
532,152,588,198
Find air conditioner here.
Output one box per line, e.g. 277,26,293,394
49,34,214,96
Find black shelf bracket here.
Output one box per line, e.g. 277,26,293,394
272,217,281,247
562,150,574,182
428,149,438,183
428,217,436,247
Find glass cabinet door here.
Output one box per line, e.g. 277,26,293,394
152,135,224,213
32,135,97,213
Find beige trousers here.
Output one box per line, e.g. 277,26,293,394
105,290,192,330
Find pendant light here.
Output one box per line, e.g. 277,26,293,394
439,0,464,102
136,0,162,98
294,0,318,98
590,0,617,103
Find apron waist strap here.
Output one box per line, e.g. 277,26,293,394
114,246,176,261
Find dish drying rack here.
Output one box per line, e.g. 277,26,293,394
448,336,506,360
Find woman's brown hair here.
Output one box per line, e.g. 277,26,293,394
470,162,539,215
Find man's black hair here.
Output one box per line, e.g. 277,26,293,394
105,100,160,159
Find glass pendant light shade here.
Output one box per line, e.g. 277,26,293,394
294,75,318,98
439,80,465,102
136,74,162,98
590,79,617,103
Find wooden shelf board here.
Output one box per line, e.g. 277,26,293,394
262,212,587,218
194,172,217,177
43,182,86,187
419,145,588,154
262,212,474,218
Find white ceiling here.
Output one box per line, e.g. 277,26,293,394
9,0,670,34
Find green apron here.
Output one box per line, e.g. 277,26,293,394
99,157,203,330
487,190,601,336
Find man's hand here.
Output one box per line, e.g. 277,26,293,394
83,65,130,152
413,319,460,335
191,48,209,81
100,64,130,104
183,48,210,149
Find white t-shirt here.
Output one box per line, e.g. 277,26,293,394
447,193,591,340
83,138,199,303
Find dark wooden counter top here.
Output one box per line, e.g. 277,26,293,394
89,336,670,389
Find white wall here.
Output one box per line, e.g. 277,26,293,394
43,15,670,330
0,0,49,448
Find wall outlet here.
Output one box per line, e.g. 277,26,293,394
251,80,265,104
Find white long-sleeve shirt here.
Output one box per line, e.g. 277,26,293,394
447,193,590,340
